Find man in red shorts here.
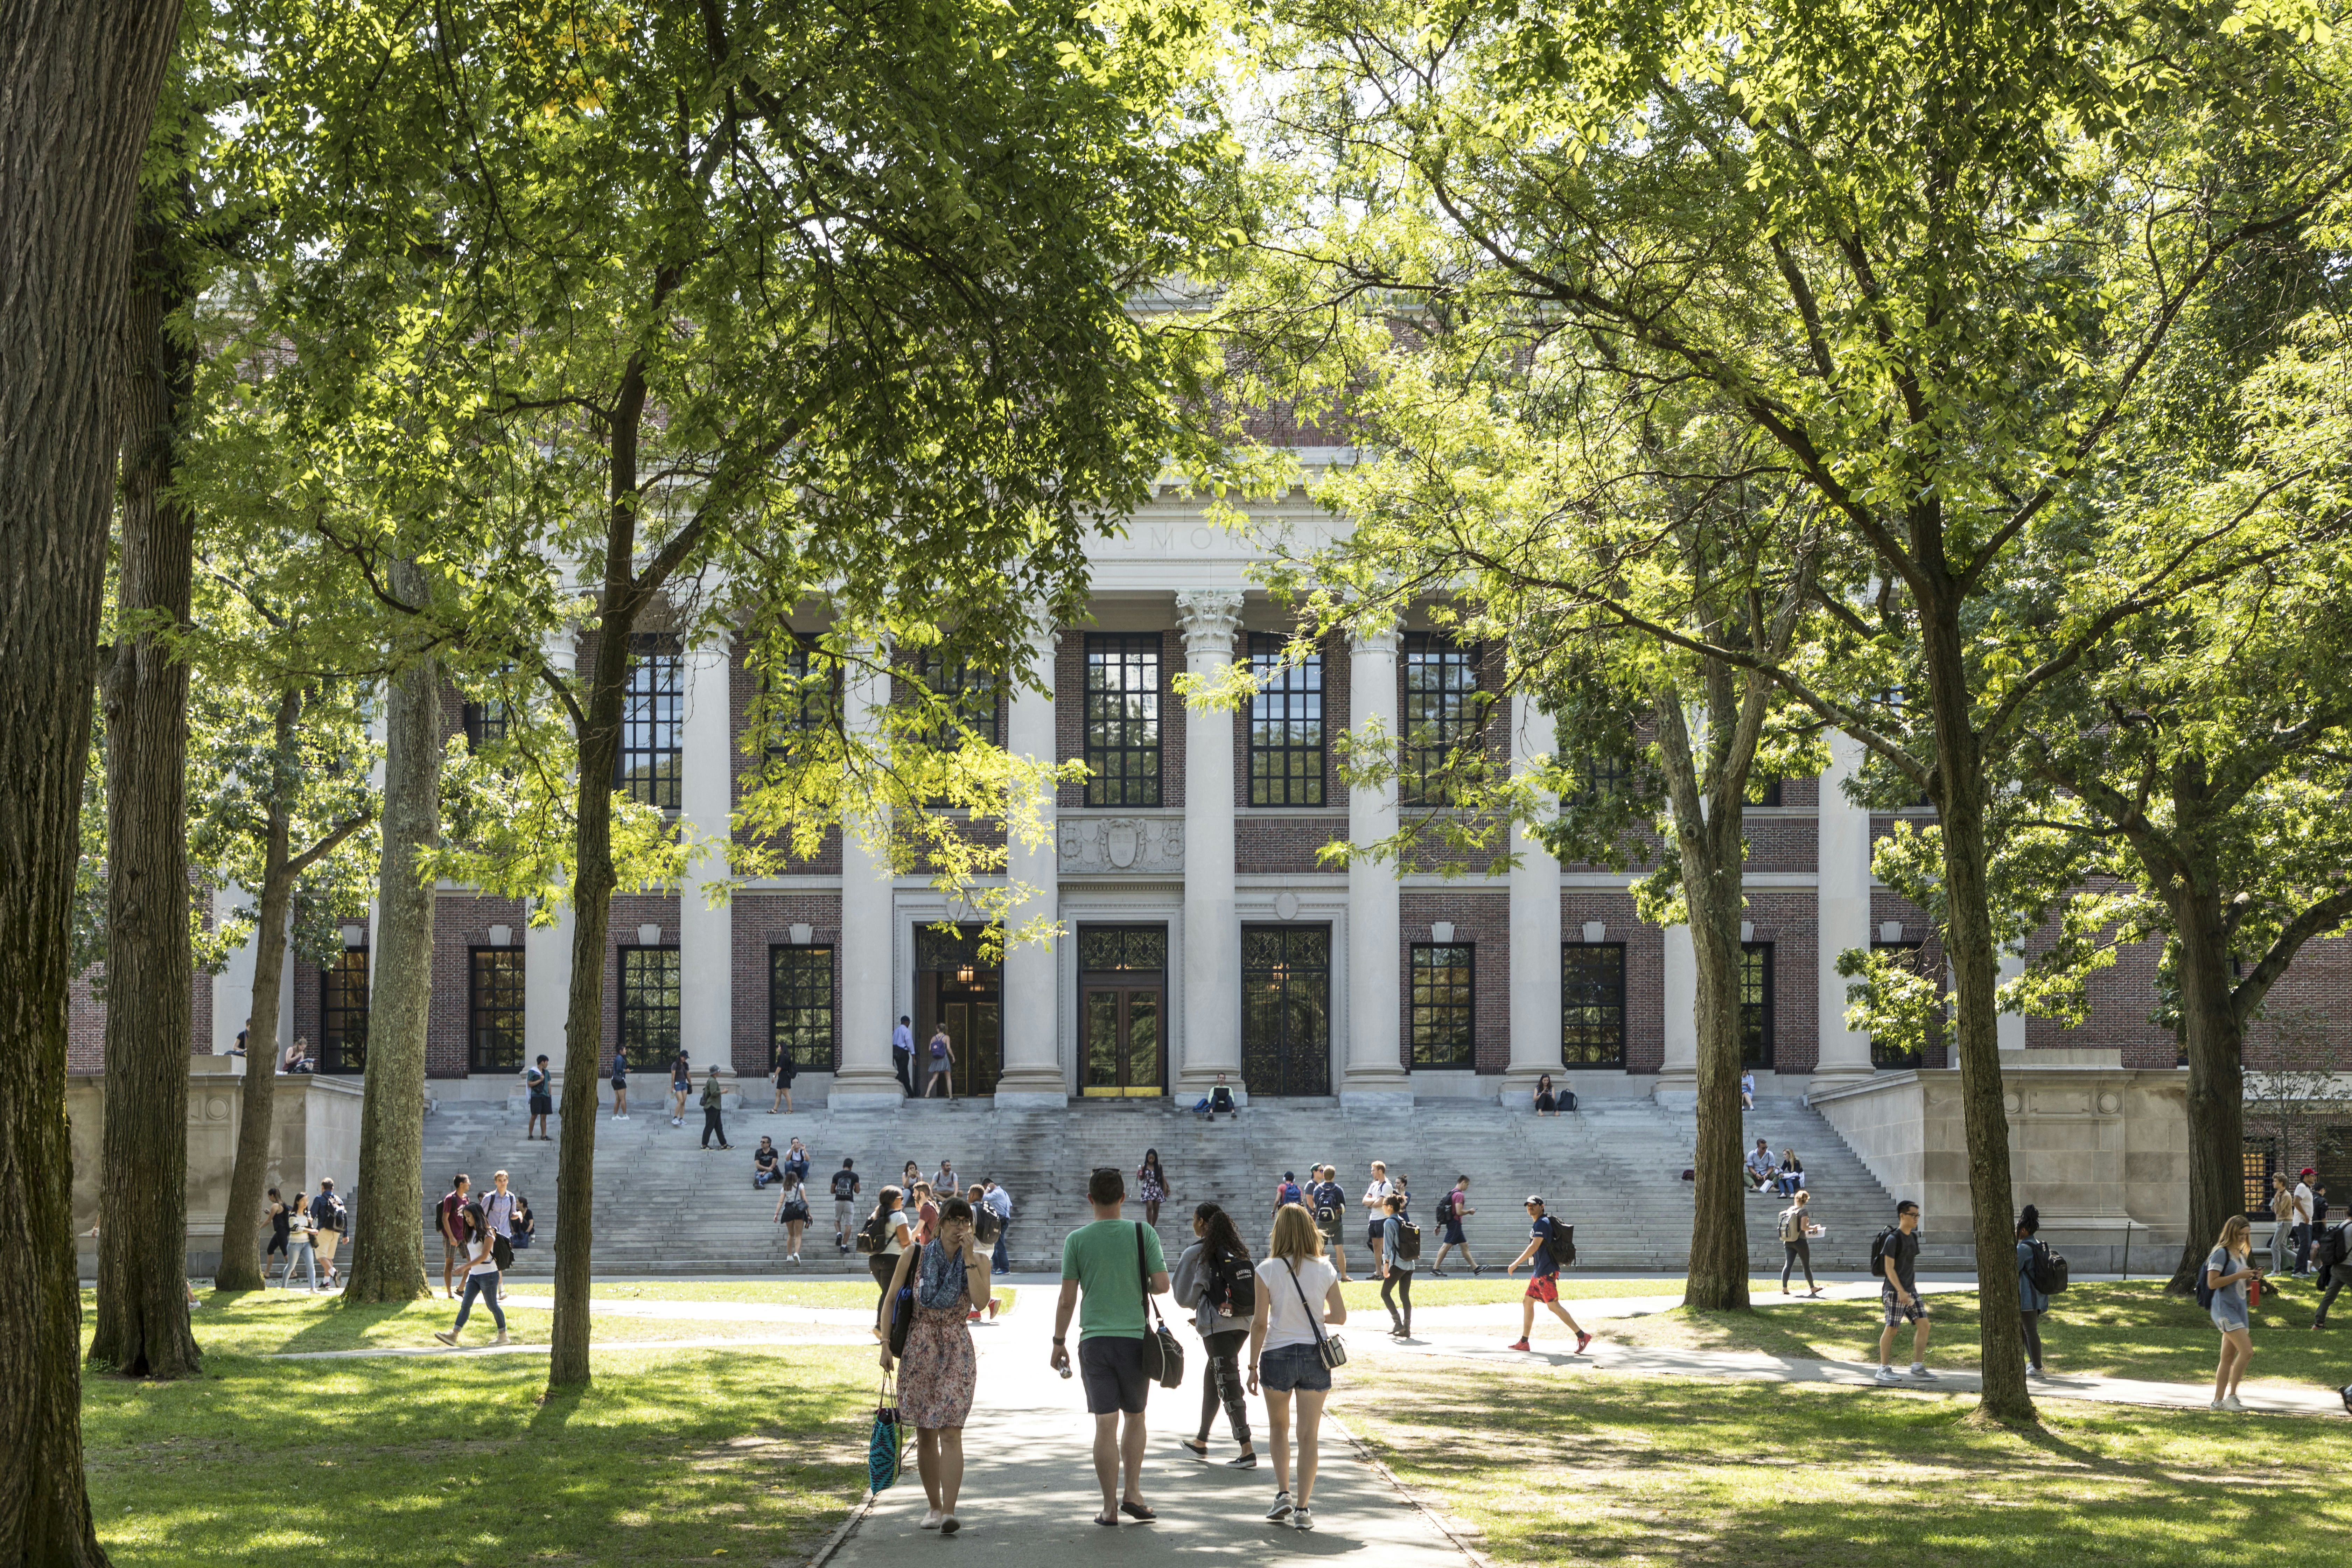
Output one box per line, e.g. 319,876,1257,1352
1505,1195,1591,1354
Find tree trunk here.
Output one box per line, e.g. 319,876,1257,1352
214,692,300,1292
89,183,201,1379
343,561,441,1303
0,0,185,1556
1685,899,1752,1310
2168,891,2244,1292
1918,597,2035,1424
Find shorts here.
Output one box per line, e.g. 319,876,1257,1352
528,1093,552,1115
834,1199,854,1230
266,1234,287,1256
1315,1213,1340,1242
1524,1273,1560,1303
672,1080,691,1095
1078,1335,1150,1415
1442,1222,1467,1245
1367,1222,1386,1248
2211,1299,2250,1335
1257,1342,1332,1393
1881,1289,1927,1326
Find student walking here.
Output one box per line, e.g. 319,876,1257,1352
981,1178,1013,1275
282,1194,320,1292
478,1170,518,1245
1172,1202,1258,1468
698,1065,732,1149
770,1052,797,1114
830,1159,861,1253
923,1023,955,1098
1778,1189,1820,1295
2268,1172,2298,1280
310,1180,347,1288
433,1201,510,1347
2015,1205,2051,1379
1136,1148,1168,1226
961,1186,1004,1322
878,1195,991,1533
437,1175,472,1297
1506,1196,1590,1352
525,1054,553,1140
1378,1194,1416,1338
1875,1200,1932,1382
1360,1161,1393,1274
866,1186,916,1297
1305,1167,1346,1279
670,1049,694,1126
2310,1212,2349,1328
892,1014,915,1096
1246,1202,1345,1530
263,1188,289,1280
774,1172,811,1261
2206,1214,2262,1409
1049,1167,1169,1528
1430,1175,1479,1276
609,1049,631,1119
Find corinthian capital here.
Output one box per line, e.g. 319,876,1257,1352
1175,589,1246,657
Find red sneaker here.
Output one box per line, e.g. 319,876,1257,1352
1574,1331,1592,1355
1508,1338,1532,1352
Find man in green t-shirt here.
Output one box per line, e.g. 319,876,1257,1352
1052,1166,1170,1527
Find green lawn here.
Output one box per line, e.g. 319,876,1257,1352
1599,1280,2352,1391
84,1308,873,1566
1339,1275,1779,1310
586,1278,1015,1313
1336,1360,2352,1568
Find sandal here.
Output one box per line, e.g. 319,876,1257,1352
1094,1514,1119,1527
1120,1500,1157,1521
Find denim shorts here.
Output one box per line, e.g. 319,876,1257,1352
1258,1341,1332,1393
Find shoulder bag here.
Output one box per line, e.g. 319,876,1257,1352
1136,1223,1185,1389
1287,1260,1348,1370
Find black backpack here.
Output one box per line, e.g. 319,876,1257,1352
831,1170,858,1201
1539,1216,1573,1268
1206,1248,1258,1317
1394,1218,1423,1262
856,1208,892,1255
1311,1185,1336,1222
2025,1238,2069,1294
1436,1191,1456,1225
316,1195,345,1234
1869,1226,1897,1279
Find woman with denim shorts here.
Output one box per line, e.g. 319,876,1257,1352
2205,1213,2262,1411
1246,1203,1346,1532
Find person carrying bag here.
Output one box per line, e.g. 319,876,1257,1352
1138,1222,1184,1389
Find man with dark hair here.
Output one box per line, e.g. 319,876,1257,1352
438,1175,471,1298
1309,1165,1351,1281
1505,1195,1589,1353
525,1053,553,1141
982,1177,1013,1275
830,1157,861,1252
891,1014,915,1096
1052,1166,1169,1528
1875,1200,1931,1382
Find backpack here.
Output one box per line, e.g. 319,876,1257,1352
930,1036,948,1063
316,1195,345,1235
1312,1185,1338,1223
1777,1206,1806,1244
1869,1226,1897,1279
831,1170,858,1201
1539,1216,1574,1269
1393,1218,1423,1262
856,1208,892,1256
2025,1238,2069,1294
1206,1248,1258,1317
972,1205,1001,1243
2195,1252,2219,1310
1278,1182,1303,1210
1436,1191,1456,1225
2316,1223,2349,1270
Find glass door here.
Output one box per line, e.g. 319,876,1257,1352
1083,986,1163,1096
1242,925,1331,1096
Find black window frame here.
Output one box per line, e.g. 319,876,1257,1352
1400,632,1486,807
616,944,682,1068
1242,924,1332,1097
765,632,841,760
468,947,527,1072
917,653,1003,751
615,633,684,813
1740,941,1775,1069
1573,750,1634,806
1561,942,1628,1067
1752,776,1784,807
1868,938,1928,1070
1083,633,1162,807
2245,1138,2280,1217
462,699,511,750
1409,941,1476,1069
769,944,836,1071
1247,632,1325,806
319,947,370,1074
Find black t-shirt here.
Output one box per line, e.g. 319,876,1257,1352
753,1147,778,1171
830,1170,859,1200
1881,1228,1921,1292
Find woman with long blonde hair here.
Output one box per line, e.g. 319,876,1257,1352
1247,1204,1346,1531
2205,1214,2262,1410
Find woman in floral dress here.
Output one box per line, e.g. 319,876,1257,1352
1137,1148,1169,1226
878,1195,989,1534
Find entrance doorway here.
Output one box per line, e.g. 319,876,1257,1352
1079,925,1166,1097
1243,925,1330,1096
916,925,1000,1097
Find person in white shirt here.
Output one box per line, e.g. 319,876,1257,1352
981,1179,1013,1275
1360,1161,1393,1273
1247,1204,1346,1531
892,1015,915,1096
2291,1171,2317,1274
1744,1138,1776,1191
479,1169,517,1238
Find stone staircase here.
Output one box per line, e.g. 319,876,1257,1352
416,1093,1973,1280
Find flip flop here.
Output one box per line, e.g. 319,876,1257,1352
1120,1501,1157,1521
1094,1514,1119,1527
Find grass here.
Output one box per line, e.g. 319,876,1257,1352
1338,1275,1781,1309
1334,1359,2352,1568
1596,1280,2352,1391
585,1278,1016,1313
83,1307,874,1566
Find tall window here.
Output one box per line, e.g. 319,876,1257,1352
1410,943,1476,1068
319,948,369,1074
1740,942,1775,1068
919,654,1001,749
1248,633,1324,805
2243,1139,2282,1216
469,948,526,1071
1084,634,1161,806
462,699,510,749
1573,750,1633,805
1562,944,1627,1066
617,946,681,1067
766,633,840,759
616,635,683,812
1868,939,1927,1069
1242,925,1331,1096
1401,634,1483,805
769,946,836,1070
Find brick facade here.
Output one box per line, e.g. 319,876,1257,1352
426,894,530,1078
732,892,845,1076
1400,891,1512,1075
597,891,684,1073
1562,890,1667,1074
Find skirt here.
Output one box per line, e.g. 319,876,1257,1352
897,1300,978,1430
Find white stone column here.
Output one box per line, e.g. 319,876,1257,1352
1656,923,1699,1106
1343,623,1412,1105
525,630,579,1090
1176,590,1246,1097
212,884,257,1054
1998,944,2029,1054
831,648,904,1109
996,626,1067,1107
1504,695,1563,1096
1813,729,1876,1086
678,631,735,1074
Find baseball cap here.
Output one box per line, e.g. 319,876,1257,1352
1524,1194,1545,1206
2302,1167,2317,1178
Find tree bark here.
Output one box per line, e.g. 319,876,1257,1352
213,690,302,1292
343,561,441,1302
89,179,201,1380
0,0,187,1557
2168,893,2244,1292
1918,591,2035,1424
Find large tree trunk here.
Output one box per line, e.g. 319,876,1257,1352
343,561,441,1302
0,0,187,1557
1919,595,2034,1424
89,181,201,1379
2168,891,2245,1292
214,692,300,1292
1686,902,1752,1309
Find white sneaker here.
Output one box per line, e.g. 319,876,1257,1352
921,1508,941,1529
2209,1398,2225,1410
1909,1364,1933,1380
1265,1491,1294,1521
1291,1507,1314,1530
1875,1365,1901,1383
2220,1394,2244,1411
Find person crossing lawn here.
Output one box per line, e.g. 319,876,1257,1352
1504,1195,1590,1354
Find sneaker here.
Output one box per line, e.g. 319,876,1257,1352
1508,1338,1532,1352
1574,1331,1592,1355
939,1515,959,1536
921,1508,942,1529
1291,1508,1314,1531
1265,1492,1294,1521
2026,1366,2046,1381
1875,1365,1901,1383
2209,1398,2225,1410
1910,1364,1933,1380
433,1331,459,1347
1472,1264,1483,1276
2220,1394,2244,1411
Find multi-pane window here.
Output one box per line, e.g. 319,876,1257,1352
1084,634,1161,806
319,948,369,1074
919,654,1001,749
469,948,526,1072
1868,939,1927,1069
1409,943,1475,1068
616,634,683,812
1562,944,1627,1066
1401,634,1483,806
462,699,510,749
1574,750,1632,804
1248,633,1324,805
766,633,840,758
2244,1139,2280,1216
1740,942,1775,1068
769,946,836,1070
1752,777,1784,807
617,946,681,1069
